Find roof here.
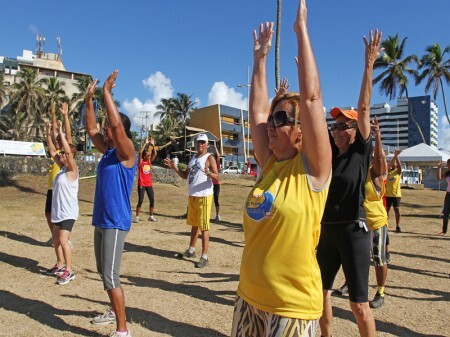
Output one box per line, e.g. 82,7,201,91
386,143,450,162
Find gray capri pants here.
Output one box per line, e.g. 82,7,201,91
94,227,128,290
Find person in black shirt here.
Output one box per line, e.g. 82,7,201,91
316,30,383,337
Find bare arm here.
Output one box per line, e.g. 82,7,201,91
85,80,108,153
437,162,447,180
57,121,78,179
60,102,73,144
294,0,331,187
205,155,219,182
103,70,136,167
149,137,157,162
46,122,60,166
371,116,387,179
50,103,60,150
250,22,274,169
357,30,383,141
138,138,150,165
164,157,188,179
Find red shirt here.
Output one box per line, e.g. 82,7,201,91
138,159,153,187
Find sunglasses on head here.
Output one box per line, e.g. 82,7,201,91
267,110,298,128
330,122,357,132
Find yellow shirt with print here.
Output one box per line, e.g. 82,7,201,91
237,152,330,319
385,168,401,197
47,151,61,190
364,169,388,231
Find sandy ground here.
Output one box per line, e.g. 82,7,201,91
0,174,449,337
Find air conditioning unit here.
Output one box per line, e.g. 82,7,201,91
187,141,194,148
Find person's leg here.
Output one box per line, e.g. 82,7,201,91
370,226,388,308
189,226,200,247
135,186,145,220
441,193,450,234
59,229,72,272
147,187,155,218
349,301,376,337
393,206,401,231
341,222,375,337
213,184,220,219
102,228,129,333
316,225,342,337
45,190,53,234
52,224,64,268
201,230,209,255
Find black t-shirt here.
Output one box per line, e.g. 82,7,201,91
322,128,372,224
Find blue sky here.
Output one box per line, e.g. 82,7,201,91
1,1,449,146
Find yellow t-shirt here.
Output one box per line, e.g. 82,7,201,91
385,168,401,197
47,151,61,190
364,169,388,231
237,152,330,319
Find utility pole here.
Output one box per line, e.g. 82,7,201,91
138,110,152,147
238,67,251,172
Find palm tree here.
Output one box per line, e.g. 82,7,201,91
275,0,282,89
0,112,18,140
417,43,450,124
9,68,47,141
174,93,197,127
42,77,66,111
0,72,8,109
155,98,177,127
373,34,425,143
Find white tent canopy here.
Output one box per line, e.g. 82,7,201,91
386,143,450,162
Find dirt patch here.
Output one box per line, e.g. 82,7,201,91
0,175,448,336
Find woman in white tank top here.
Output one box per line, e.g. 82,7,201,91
45,121,79,285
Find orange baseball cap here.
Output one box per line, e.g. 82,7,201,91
330,107,358,120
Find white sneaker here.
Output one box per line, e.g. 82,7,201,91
148,216,158,222
91,307,115,325
110,330,132,337
133,216,139,223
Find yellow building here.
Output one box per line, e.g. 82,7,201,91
190,104,254,169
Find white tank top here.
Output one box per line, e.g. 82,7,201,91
188,153,213,197
51,167,79,222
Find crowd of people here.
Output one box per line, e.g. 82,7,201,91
41,1,443,336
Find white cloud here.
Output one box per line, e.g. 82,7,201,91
207,82,248,110
123,71,174,130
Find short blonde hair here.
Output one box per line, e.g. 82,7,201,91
269,92,301,125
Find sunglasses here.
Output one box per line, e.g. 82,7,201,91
59,151,66,155
330,122,357,132
267,110,298,128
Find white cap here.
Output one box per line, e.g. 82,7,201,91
196,133,208,142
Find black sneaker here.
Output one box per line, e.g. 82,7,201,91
333,283,348,296
395,226,401,233
369,292,384,308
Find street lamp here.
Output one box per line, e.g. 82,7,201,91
237,66,251,172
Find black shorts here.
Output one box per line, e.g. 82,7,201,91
317,221,371,303
45,189,52,213
385,197,401,208
53,219,75,232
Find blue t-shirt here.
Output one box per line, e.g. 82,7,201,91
93,148,137,230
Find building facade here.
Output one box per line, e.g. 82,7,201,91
1,49,92,113
189,104,253,168
326,95,439,150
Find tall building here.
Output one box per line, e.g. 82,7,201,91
326,95,439,150
189,104,253,168
1,42,92,113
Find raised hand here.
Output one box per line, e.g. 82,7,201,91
85,79,98,102
57,120,63,134
103,70,118,92
274,78,290,96
46,122,51,137
363,29,383,67
394,148,402,156
371,116,380,136
294,0,307,34
253,22,274,60
149,137,155,146
61,102,69,115
163,158,175,170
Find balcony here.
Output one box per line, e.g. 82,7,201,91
221,122,242,133
222,138,243,148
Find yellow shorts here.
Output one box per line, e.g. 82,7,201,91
187,195,213,231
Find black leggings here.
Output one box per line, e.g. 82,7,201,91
213,184,220,207
442,192,450,233
137,186,155,208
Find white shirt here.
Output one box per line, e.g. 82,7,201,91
51,167,79,222
188,153,213,197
